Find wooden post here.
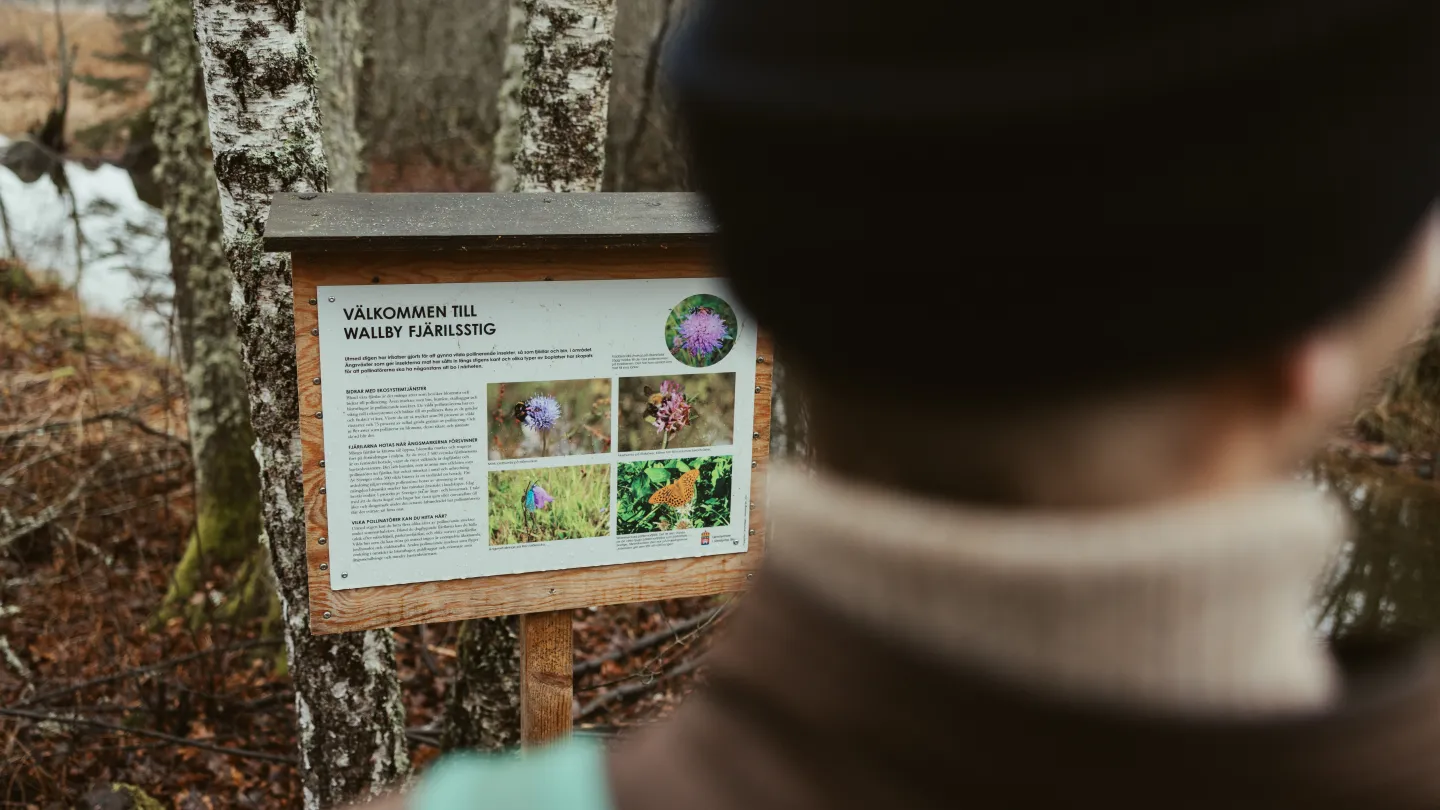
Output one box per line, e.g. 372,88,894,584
520,610,573,747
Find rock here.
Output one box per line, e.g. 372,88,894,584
0,138,60,185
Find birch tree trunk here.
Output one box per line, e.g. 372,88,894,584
305,0,366,192
440,616,521,751
444,0,617,751
188,3,410,806
514,0,616,192
489,1,528,193
149,0,268,626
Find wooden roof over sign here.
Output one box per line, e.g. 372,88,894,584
263,192,713,253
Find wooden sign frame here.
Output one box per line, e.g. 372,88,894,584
266,192,769,637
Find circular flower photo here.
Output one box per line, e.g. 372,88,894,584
665,294,739,367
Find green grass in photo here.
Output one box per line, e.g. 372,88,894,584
489,464,611,545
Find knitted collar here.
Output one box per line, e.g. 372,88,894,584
765,466,1347,714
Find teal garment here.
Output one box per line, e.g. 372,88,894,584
409,737,614,810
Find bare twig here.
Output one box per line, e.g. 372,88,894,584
573,605,723,678
0,411,189,450
0,705,297,765
0,190,14,257
15,638,281,708
0,637,33,684
0,460,102,549
575,655,705,721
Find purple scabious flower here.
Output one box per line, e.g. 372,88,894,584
677,310,730,357
523,394,561,431
653,380,693,436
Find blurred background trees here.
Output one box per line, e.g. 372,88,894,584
1,0,703,803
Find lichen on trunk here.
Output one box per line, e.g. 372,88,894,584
149,0,268,625
441,616,521,751
514,0,616,192
490,0,529,193
188,0,410,805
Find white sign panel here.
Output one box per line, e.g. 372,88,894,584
315,278,757,590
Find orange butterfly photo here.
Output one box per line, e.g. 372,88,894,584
616,456,733,535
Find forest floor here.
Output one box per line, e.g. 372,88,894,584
0,262,723,808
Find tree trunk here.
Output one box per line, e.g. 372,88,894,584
441,616,522,751
490,0,528,193
514,0,616,192
149,0,268,627
188,2,410,806
305,0,366,192
444,0,617,751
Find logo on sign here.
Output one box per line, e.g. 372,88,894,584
700,530,711,546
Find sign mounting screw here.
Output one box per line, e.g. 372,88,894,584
754,386,761,393
311,328,318,336
319,486,326,494
319,562,328,571
749,529,756,536
328,297,335,302
313,377,321,385
751,461,757,468
308,298,317,305
752,432,760,439
756,356,766,363
315,411,323,419
322,610,332,619
318,537,327,545
319,459,326,467
341,573,348,579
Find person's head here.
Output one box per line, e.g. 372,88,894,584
666,0,1440,508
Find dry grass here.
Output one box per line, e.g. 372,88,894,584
0,4,149,153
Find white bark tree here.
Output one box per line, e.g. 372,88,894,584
149,0,267,625
503,0,616,192
306,0,366,192
489,1,528,193
444,0,617,750
188,2,410,806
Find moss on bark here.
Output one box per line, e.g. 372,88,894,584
150,0,269,625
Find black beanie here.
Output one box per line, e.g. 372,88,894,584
664,1,1440,402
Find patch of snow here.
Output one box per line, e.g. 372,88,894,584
0,135,172,353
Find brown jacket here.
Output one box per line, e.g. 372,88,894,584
609,470,1440,809
610,570,1440,810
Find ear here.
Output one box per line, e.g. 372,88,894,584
1277,331,1362,429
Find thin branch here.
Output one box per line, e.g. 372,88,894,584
0,411,190,450
15,638,281,707
573,605,722,678
0,706,296,765
0,460,102,549
575,655,705,721
0,188,14,257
